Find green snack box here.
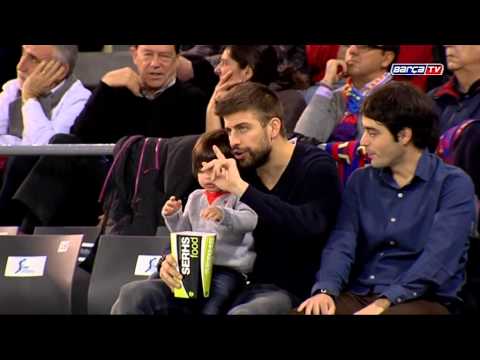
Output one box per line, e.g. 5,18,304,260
170,232,216,299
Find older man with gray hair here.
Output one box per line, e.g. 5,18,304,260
0,45,90,226
0,45,90,145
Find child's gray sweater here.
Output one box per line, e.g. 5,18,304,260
163,190,258,274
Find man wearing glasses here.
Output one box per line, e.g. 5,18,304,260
294,45,398,144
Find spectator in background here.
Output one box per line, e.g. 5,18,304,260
0,45,90,226
304,45,348,103
294,45,398,143
14,45,209,232
206,45,307,135
206,45,279,132
430,45,480,134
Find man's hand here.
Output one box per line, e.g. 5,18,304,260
162,196,182,216
159,254,183,291
354,298,391,315
212,70,244,103
176,56,194,82
22,60,68,102
206,70,244,132
297,293,336,315
320,59,348,88
102,67,142,96
201,145,249,197
200,206,224,222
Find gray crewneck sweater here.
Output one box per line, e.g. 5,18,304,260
163,190,258,274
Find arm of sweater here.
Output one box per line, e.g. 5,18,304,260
218,201,258,233
163,208,192,233
240,152,341,243
294,85,342,142
162,192,197,233
71,81,124,143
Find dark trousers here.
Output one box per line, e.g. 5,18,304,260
111,266,246,315
13,134,109,231
0,155,39,226
334,292,450,315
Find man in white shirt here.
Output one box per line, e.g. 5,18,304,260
0,45,90,226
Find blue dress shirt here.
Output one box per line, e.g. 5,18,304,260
312,151,476,305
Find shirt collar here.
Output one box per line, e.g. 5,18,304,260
434,76,480,100
379,150,434,187
49,79,66,94
140,78,176,100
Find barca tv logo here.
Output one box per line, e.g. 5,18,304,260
390,63,444,76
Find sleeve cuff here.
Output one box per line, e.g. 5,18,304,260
380,285,421,305
311,281,341,297
162,209,182,231
314,84,334,99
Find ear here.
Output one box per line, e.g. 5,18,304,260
269,117,283,139
242,65,254,81
398,128,413,145
62,63,70,78
381,51,396,70
130,46,139,63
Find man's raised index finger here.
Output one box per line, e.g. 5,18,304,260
212,145,227,160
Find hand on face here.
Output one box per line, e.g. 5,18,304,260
213,70,246,103
22,59,68,102
321,59,348,87
102,67,143,96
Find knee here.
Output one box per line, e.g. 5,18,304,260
49,133,81,144
227,303,255,315
111,280,160,315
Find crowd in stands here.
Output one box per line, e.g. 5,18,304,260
0,44,479,315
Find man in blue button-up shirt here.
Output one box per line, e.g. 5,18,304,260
299,81,476,315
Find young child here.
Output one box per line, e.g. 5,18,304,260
162,129,257,314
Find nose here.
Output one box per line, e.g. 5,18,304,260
347,45,359,55
149,54,163,67
229,132,240,148
214,63,222,76
16,54,28,73
360,132,369,147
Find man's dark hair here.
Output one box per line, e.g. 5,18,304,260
362,81,439,150
224,45,278,85
192,129,233,174
215,81,286,137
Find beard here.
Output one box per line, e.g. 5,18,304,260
235,138,272,170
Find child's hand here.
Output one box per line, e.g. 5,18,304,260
162,196,182,216
200,206,224,222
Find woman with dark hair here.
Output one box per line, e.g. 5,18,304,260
206,45,279,132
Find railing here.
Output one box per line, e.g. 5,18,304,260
0,144,115,156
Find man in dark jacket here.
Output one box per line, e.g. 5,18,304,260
430,45,480,134
15,45,209,231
